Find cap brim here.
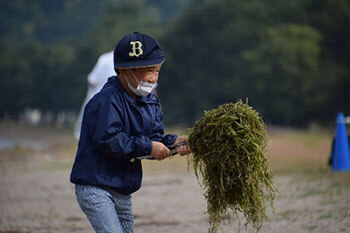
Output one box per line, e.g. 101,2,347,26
115,57,165,69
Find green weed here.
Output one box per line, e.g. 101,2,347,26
188,100,277,232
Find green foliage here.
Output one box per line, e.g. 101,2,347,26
243,24,321,124
160,0,350,127
0,0,111,43
189,100,277,232
0,0,350,127
0,40,85,117
0,0,191,120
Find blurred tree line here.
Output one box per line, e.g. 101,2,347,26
0,0,349,127
160,0,350,127
0,0,189,122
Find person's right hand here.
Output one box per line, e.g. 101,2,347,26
151,141,171,160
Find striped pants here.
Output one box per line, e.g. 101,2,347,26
75,184,134,233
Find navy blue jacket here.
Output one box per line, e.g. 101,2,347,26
70,76,177,195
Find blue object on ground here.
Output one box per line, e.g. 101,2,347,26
332,112,350,171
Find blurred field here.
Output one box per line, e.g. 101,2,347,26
0,123,350,233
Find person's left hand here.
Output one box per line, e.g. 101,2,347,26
174,135,193,156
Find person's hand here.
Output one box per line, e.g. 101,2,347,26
151,141,171,160
174,135,193,156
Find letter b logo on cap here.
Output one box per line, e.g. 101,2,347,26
129,41,143,57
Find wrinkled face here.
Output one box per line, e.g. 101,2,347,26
120,63,162,88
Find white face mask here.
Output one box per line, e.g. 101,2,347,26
125,70,156,96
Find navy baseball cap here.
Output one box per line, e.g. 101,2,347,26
114,32,165,69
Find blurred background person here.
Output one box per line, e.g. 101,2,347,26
74,51,115,139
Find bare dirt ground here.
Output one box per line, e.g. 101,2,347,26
0,123,350,233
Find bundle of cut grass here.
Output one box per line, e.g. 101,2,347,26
188,100,277,233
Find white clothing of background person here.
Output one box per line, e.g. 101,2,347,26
74,51,115,139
